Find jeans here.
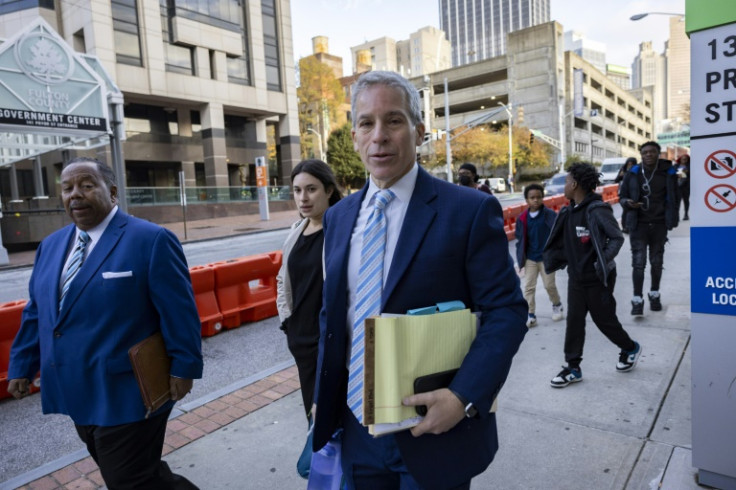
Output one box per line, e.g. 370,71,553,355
629,222,668,297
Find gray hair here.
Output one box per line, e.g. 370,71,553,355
351,71,423,128
65,157,117,188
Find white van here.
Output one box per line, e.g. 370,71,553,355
599,157,628,184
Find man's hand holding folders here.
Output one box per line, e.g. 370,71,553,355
402,388,465,437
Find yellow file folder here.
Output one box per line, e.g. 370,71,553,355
363,308,477,432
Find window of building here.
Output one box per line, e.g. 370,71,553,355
172,0,242,32
160,0,195,75
0,0,53,15
262,0,281,91
227,55,250,85
112,0,143,66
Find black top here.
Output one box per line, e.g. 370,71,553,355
563,194,599,284
637,162,668,224
286,229,324,351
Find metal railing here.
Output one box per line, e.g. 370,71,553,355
125,186,292,207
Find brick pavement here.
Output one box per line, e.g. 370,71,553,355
15,367,301,490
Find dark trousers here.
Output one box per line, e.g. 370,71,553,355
564,271,636,368
678,185,690,216
629,222,668,297
75,408,198,490
341,408,471,490
290,343,318,417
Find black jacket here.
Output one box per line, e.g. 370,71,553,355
618,160,679,231
543,194,624,287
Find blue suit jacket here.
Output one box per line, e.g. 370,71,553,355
313,167,528,488
9,210,203,426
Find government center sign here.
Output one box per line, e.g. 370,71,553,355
0,18,109,138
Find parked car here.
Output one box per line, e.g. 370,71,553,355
599,157,628,184
543,173,567,196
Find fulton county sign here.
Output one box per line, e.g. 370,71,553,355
0,18,108,134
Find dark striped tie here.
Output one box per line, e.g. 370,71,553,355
59,231,90,311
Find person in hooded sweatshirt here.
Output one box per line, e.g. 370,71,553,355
542,162,642,388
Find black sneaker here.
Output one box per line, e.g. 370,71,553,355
550,365,582,388
648,292,662,311
616,342,642,372
631,300,644,316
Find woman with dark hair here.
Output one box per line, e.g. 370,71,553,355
615,157,637,233
277,159,342,418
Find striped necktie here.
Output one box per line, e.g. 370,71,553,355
59,231,90,311
348,189,395,423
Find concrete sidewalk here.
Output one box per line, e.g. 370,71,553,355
3,214,704,490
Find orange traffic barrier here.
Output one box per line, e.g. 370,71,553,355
0,300,39,400
212,252,282,329
189,265,224,337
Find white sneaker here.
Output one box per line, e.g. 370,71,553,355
526,314,537,327
551,303,564,321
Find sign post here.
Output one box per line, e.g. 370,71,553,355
255,156,270,221
178,171,188,241
687,1,736,487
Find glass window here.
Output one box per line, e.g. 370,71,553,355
172,0,241,32
161,0,195,75
261,0,281,91
112,0,142,66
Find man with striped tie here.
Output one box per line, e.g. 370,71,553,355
313,71,528,489
7,157,202,489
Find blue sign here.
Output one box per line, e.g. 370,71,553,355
692,227,736,316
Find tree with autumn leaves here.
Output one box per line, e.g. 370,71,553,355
423,124,552,176
297,56,345,161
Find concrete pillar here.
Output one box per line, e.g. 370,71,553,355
181,161,196,188
32,156,47,198
200,102,228,187
9,163,20,202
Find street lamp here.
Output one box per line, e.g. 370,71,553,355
306,127,324,161
630,12,685,21
497,101,514,191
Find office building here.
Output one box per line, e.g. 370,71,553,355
439,0,550,66
413,21,652,172
0,0,300,242
606,64,631,91
564,30,606,73
666,17,690,121
632,41,666,131
350,26,450,77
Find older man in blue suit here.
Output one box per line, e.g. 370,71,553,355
8,158,203,489
313,71,528,489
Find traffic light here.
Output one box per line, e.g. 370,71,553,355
517,106,524,126
529,132,535,145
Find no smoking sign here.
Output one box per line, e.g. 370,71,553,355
705,184,736,212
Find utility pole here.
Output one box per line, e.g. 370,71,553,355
498,101,513,188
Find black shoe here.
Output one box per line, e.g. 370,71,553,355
683,214,689,221
550,365,583,388
648,292,662,311
631,300,644,316
616,342,642,372
622,228,629,234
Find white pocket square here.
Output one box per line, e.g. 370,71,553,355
102,271,133,279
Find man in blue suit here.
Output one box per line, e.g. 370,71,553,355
8,158,203,489
313,71,528,489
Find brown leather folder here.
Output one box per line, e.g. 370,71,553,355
128,331,171,418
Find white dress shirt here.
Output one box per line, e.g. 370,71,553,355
346,164,418,343
60,206,118,289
